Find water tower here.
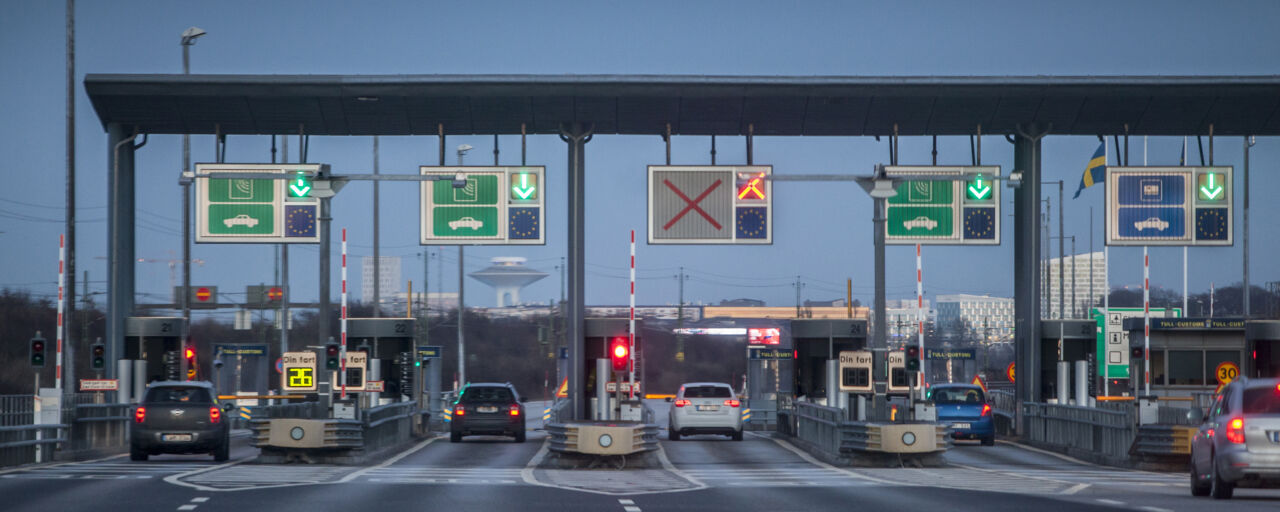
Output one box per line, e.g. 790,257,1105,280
469,257,548,307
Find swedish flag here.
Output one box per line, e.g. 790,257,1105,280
1073,142,1106,199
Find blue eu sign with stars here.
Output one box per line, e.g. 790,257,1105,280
509,207,540,240
736,207,768,239
285,205,317,238
963,208,996,240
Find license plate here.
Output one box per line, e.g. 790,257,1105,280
162,434,193,442
951,423,971,429
696,405,719,412
477,406,498,413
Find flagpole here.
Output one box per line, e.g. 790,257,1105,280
1103,138,1110,398
1182,137,1188,315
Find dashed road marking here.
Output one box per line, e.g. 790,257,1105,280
191,498,210,503
1096,499,1125,506
177,505,198,511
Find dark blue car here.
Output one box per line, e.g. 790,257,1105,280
931,384,994,446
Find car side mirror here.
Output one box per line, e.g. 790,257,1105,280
1187,407,1204,424
665,397,673,403
222,403,235,413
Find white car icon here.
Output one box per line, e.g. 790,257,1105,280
1133,217,1169,231
223,214,259,228
448,217,483,230
903,216,938,231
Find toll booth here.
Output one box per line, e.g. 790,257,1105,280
1247,321,1280,379
1040,320,1097,403
122,317,186,403
347,318,416,405
1124,317,1247,397
790,319,868,405
582,318,640,421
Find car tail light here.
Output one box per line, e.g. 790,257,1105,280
454,405,465,416
209,406,221,424
724,399,740,408
509,405,520,416
1227,417,1245,444
981,404,991,417
134,407,146,423
674,399,690,408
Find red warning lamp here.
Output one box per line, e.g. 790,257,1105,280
736,173,767,201
609,337,629,372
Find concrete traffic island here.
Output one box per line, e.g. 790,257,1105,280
540,421,663,469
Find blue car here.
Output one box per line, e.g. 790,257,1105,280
931,384,995,446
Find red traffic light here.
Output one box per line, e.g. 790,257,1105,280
1131,347,1145,359
905,346,920,358
609,337,629,372
326,344,340,357
31,340,45,352
184,348,195,359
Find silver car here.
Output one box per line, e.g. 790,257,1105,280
1190,377,1280,499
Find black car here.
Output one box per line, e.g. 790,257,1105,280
449,383,527,443
130,381,233,461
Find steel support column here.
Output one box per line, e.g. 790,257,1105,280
560,122,592,421
1014,125,1047,428
106,123,137,381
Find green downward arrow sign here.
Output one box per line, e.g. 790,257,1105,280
967,174,991,200
1200,173,1223,200
289,175,311,197
512,173,536,199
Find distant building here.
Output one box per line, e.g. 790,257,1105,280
1042,251,1106,319
935,294,1014,340
881,299,935,341
719,298,766,307
361,256,402,306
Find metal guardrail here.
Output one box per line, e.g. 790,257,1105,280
1022,402,1134,463
0,424,66,467
0,395,35,427
1132,425,1195,456
64,403,130,454
361,401,419,454
249,401,327,420
794,402,843,455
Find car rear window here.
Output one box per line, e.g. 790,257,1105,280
460,387,515,403
1242,386,1280,414
145,387,212,404
932,387,985,404
683,386,732,398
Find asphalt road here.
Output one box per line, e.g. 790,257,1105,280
2,414,1279,512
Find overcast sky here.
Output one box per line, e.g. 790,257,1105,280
1,0,1277,317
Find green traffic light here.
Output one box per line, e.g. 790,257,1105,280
415,360,422,367
511,172,537,200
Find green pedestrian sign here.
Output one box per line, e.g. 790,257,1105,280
196,163,324,244
884,166,1001,245
419,166,545,245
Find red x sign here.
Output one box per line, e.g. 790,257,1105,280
663,178,723,230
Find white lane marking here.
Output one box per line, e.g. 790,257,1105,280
0,452,129,476
623,507,641,512
994,440,1177,477
746,431,904,486
1095,499,1125,506
1061,483,1090,495
338,436,439,483
162,460,247,492
190,497,210,503
654,443,707,489
519,439,707,496
1138,507,1172,512
618,499,634,505
177,505,198,511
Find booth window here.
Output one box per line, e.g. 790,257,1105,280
1167,350,1204,385
1150,350,1166,386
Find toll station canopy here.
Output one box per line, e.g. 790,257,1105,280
84,74,1280,137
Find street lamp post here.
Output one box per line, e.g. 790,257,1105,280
179,26,205,381
455,144,472,387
